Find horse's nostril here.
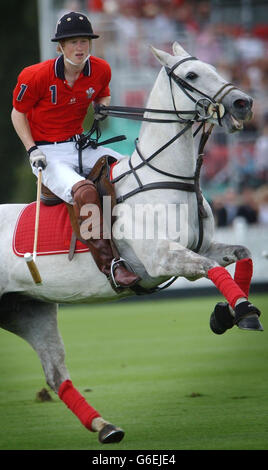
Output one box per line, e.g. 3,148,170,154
234,98,252,109
234,99,247,108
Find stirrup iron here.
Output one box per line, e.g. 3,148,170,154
109,257,135,289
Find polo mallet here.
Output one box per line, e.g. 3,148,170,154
24,165,43,284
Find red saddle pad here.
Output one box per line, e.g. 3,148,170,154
13,202,89,257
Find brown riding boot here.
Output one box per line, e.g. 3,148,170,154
72,180,140,289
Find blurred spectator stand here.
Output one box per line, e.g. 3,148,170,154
47,0,268,212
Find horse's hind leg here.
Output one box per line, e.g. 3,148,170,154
202,242,262,333
0,293,70,390
0,294,124,443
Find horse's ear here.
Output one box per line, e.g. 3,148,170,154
172,41,189,57
150,46,172,66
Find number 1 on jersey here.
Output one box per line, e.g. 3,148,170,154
49,85,57,104
16,84,28,102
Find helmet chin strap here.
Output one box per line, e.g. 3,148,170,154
59,44,91,66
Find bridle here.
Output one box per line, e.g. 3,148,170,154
165,56,236,125
81,56,238,257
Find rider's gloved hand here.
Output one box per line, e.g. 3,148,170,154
28,146,47,170
93,104,107,121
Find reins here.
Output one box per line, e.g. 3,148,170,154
93,104,198,123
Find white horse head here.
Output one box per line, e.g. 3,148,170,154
150,41,253,132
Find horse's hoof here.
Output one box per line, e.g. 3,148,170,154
98,424,125,444
237,314,264,331
234,301,263,331
210,302,235,334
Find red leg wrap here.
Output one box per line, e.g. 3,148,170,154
207,267,246,309
234,258,253,298
58,380,101,431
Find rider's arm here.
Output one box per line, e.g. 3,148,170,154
11,108,47,168
11,108,36,152
94,95,111,107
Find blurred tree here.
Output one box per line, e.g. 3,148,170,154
0,0,39,203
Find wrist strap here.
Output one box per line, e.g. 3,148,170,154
27,145,38,156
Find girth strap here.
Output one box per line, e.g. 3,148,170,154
116,181,195,204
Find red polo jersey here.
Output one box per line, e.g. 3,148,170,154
12,55,111,142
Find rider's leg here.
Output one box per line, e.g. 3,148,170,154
72,180,140,288
31,141,125,203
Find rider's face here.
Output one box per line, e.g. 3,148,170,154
61,37,91,65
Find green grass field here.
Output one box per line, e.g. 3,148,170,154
0,294,267,450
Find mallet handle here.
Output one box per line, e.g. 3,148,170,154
24,166,43,284
33,167,42,261
24,253,42,284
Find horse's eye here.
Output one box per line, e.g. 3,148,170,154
186,72,198,80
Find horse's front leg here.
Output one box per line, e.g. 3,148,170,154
202,242,263,334
131,240,262,332
202,241,251,268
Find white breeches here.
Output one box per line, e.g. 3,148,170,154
31,141,124,204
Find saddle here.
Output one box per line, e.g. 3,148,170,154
41,155,118,261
